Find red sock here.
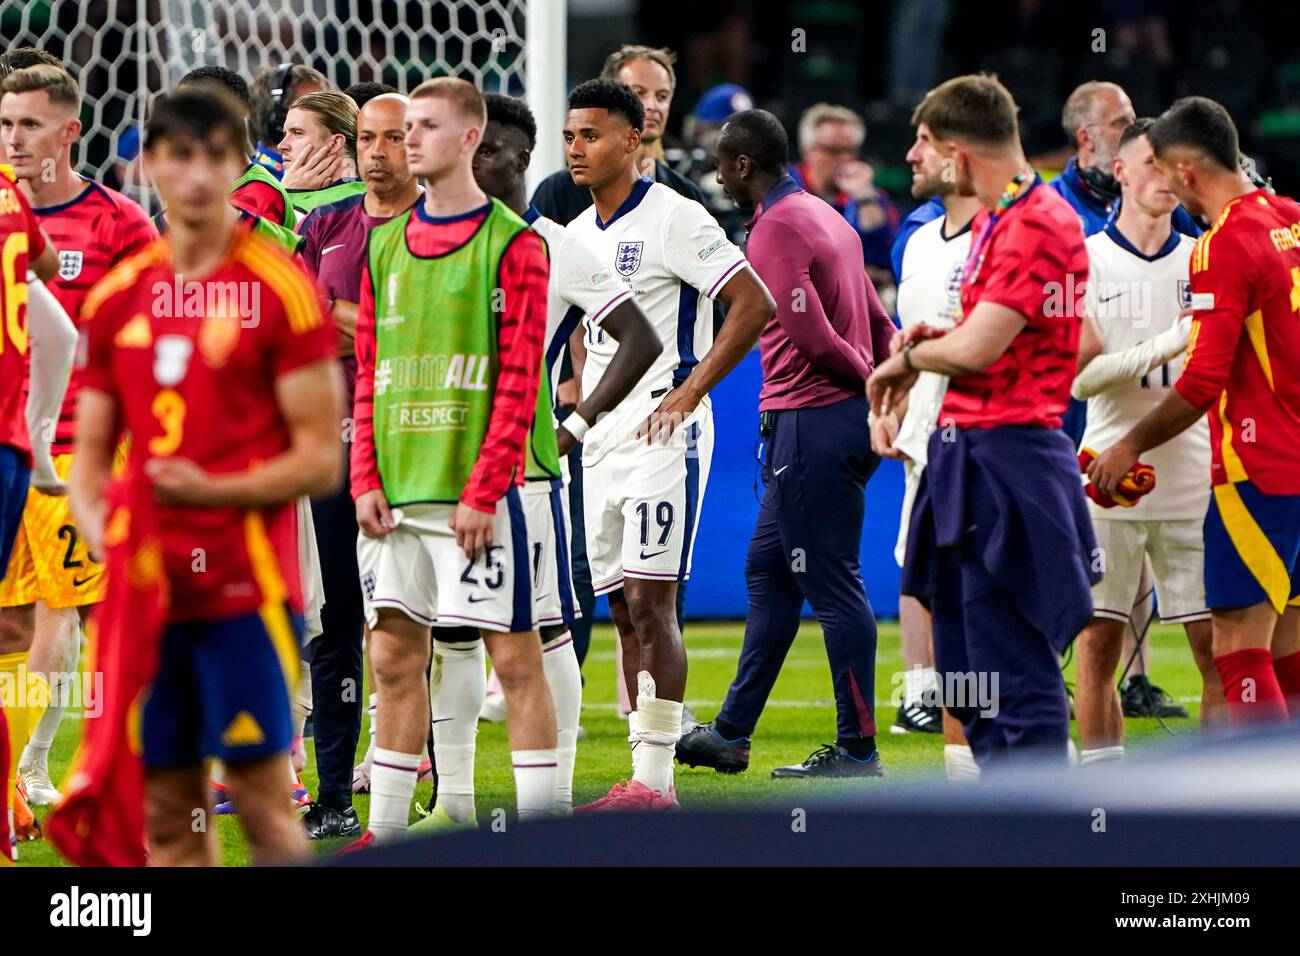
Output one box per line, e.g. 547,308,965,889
1271,650,1300,718
1214,648,1289,724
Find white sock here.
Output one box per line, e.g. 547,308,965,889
943,744,981,782
292,658,312,740
632,689,681,795
903,665,934,707
363,692,378,768
1080,745,1125,766
627,711,641,773
22,674,68,767
542,632,581,812
21,625,81,770
368,748,420,842
429,639,485,822
512,749,557,820
1067,738,1080,766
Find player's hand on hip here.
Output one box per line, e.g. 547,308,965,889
1087,440,1138,499
870,410,907,461
449,502,493,560
145,457,216,506
866,353,919,418
355,488,397,538
638,385,699,446
556,424,576,457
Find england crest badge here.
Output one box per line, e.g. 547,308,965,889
1177,279,1193,310
58,250,83,281
615,241,643,277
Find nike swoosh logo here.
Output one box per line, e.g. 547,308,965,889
1097,293,1124,303
322,244,346,255
774,465,790,476
639,549,668,560
430,717,454,724
467,594,491,603
72,574,98,588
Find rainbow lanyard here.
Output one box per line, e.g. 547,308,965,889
962,166,1040,289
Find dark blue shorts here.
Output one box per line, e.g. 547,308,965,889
1204,480,1300,613
141,605,303,769
0,445,31,580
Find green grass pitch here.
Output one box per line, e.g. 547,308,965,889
17,620,1206,866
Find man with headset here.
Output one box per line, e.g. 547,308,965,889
250,62,328,179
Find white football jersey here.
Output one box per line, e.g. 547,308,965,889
1080,224,1210,521
558,179,747,463
531,208,632,404
892,212,971,464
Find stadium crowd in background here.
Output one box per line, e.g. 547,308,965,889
1,17,1299,867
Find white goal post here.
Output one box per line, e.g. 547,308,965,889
0,0,567,209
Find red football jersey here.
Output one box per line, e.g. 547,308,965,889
1175,189,1300,493
79,224,337,622
0,175,47,463
34,180,157,454
941,181,1089,429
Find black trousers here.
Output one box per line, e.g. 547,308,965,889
307,444,365,805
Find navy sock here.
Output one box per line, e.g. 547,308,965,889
837,736,876,760
712,717,750,743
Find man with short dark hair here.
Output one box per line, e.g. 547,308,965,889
555,79,774,810
1089,96,1300,728
176,66,296,228
52,84,343,865
870,74,1098,770
531,46,705,226
678,108,894,778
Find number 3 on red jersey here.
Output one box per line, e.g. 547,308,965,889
149,388,185,455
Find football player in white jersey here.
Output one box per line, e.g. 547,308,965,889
874,119,982,779
557,79,775,810
411,92,660,829
1072,119,1223,764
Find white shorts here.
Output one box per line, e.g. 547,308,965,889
297,495,325,643
356,490,535,634
521,480,581,628
894,458,925,567
583,413,713,595
1091,518,1209,625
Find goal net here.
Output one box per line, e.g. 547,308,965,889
0,0,564,210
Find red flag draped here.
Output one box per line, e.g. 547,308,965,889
47,478,168,866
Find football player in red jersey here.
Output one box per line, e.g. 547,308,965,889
68,84,342,865
0,139,62,855
0,62,158,808
1090,97,1300,726
869,75,1098,770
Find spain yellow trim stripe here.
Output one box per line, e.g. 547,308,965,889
1214,483,1291,614
1216,392,1249,484
1191,197,1241,274
81,242,166,321
1242,309,1274,390
232,237,323,336
243,510,299,693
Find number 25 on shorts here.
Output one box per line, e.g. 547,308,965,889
149,388,186,455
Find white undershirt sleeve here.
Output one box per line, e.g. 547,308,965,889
1071,315,1191,401
24,272,77,492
